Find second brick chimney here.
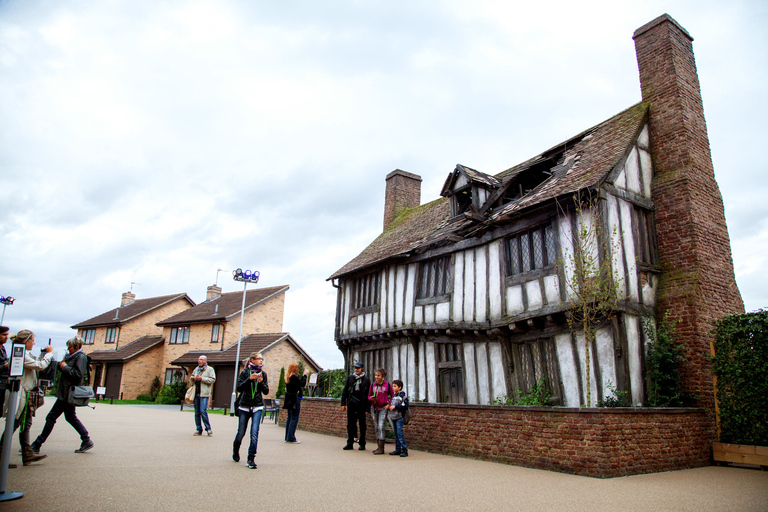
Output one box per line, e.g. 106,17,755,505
121,291,136,306
206,285,223,301
383,169,422,230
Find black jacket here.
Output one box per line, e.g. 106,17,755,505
282,373,307,410
57,349,88,401
236,367,269,409
341,372,371,409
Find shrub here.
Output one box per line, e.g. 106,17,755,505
643,313,691,407
276,367,286,398
315,369,346,398
136,394,153,402
597,381,632,407
149,376,162,401
711,310,768,446
495,380,551,406
156,381,186,404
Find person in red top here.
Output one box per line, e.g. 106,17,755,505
368,368,393,455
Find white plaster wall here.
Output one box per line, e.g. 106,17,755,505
489,342,506,403
391,344,400,381
476,342,490,405
558,214,577,302
578,209,599,278
626,314,644,406
395,266,406,328
626,147,642,195
404,263,417,325
436,302,450,322
642,274,657,306
575,332,600,407
543,275,560,305
619,199,638,301
476,247,488,322
607,194,627,299
555,333,580,407
342,281,351,335
637,124,649,149
464,250,475,322
387,267,396,329
639,147,653,198
425,342,437,402
506,285,524,315
488,240,503,320
418,343,426,401
407,343,417,400
595,325,617,397
525,280,543,310
424,304,435,324
463,343,478,404
413,305,423,325
453,251,465,322
615,167,627,190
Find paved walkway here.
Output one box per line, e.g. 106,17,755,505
2,401,767,511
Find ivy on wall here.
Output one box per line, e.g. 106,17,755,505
711,310,768,446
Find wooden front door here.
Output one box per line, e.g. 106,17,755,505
439,367,464,404
104,364,123,400
92,365,103,394
212,364,236,410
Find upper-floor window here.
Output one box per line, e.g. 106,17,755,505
351,272,380,312
633,207,658,265
105,327,119,344
82,329,95,345
169,326,190,344
418,255,451,299
211,324,221,343
507,222,557,276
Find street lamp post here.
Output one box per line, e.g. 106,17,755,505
0,296,14,326
230,269,260,415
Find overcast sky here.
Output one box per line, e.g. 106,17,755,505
1,0,766,369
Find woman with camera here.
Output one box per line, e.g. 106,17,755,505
0,329,52,466
232,352,269,469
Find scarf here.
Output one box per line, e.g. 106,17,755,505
353,371,365,392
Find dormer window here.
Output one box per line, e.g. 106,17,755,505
441,164,500,218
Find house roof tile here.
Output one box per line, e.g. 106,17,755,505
88,335,165,363
72,293,194,329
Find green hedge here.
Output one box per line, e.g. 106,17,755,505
712,310,768,446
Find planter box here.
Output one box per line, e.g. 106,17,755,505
712,442,768,468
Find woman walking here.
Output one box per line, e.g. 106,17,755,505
0,330,52,466
232,352,269,469
368,368,393,455
282,362,308,444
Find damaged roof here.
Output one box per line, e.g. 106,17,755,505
329,102,648,280
88,335,165,363
156,285,289,327
169,332,322,371
72,293,194,329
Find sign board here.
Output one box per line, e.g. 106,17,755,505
9,344,26,377
97,387,106,395
308,373,318,386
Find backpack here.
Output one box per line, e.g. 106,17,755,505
402,405,411,425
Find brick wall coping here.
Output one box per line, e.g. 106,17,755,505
301,396,702,415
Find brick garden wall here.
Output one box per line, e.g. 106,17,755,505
283,398,711,478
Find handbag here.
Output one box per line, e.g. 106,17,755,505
184,385,195,405
67,385,95,407
28,386,45,412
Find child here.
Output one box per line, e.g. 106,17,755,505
386,379,408,457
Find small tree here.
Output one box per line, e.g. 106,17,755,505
558,193,625,407
276,367,286,398
149,376,162,402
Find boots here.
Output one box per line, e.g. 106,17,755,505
22,446,46,466
372,439,385,455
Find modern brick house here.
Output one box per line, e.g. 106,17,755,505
330,14,742,418
75,292,194,400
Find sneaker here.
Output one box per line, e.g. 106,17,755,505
400,450,408,457
193,431,202,436
206,430,212,437
246,458,257,469
289,440,300,444
75,440,94,453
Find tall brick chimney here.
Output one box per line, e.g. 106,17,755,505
633,15,743,416
206,285,222,301
121,291,136,306
383,169,422,230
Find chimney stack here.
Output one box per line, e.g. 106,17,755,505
121,291,136,306
633,15,743,413
206,285,223,301
383,169,422,230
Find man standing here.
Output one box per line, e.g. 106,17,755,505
0,326,9,414
341,361,370,451
191,355,216,436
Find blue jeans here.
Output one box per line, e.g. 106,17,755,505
233,408,263,459
390,417,406,452
194,396,211,432
285,401,301,442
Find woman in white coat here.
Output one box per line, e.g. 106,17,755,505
1,330,52,466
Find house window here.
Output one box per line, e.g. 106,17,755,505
164,368,183,385
169,326,190,344
211,324,221,343
507,223,557,275
633,207,658,265
105,327,119,344
510,338,561,405
418,255,451,299
351,272,380,312
82,329,95,345
437,343,464,403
